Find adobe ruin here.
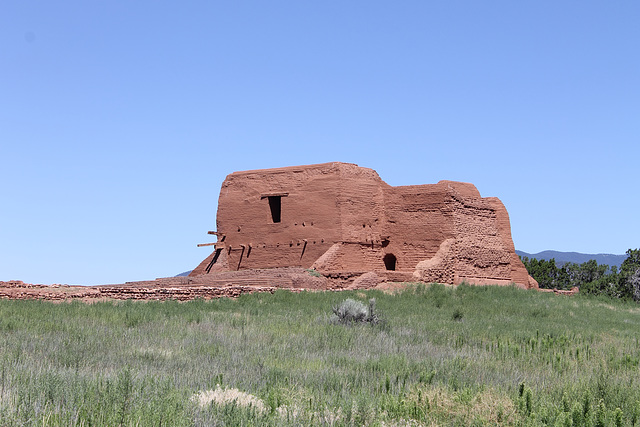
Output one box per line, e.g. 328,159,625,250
191,162,537,289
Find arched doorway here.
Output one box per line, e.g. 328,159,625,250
383,253,397,271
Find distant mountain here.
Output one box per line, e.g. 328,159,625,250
516,250,628,268
176,271,192,277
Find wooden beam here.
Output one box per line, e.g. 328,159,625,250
260,192,289,198
197,243,216,247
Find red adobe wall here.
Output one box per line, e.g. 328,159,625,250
192,163,381,274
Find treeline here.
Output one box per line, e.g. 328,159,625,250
520,249,640,300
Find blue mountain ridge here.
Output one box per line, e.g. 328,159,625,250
515,250,628,268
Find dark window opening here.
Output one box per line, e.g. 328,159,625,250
383,253,397,271
268,196,281,223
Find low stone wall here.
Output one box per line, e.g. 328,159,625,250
0,270,567,302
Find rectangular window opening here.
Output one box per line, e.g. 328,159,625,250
268,196,282,223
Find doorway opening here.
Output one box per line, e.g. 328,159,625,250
268,196,282,223
383,253,397,271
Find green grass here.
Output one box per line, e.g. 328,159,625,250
1,284,640,425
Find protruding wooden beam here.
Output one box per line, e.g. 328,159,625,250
207,231,219,235
260,192,289,199
197,243,216,247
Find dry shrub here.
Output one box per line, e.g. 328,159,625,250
192,385,266,413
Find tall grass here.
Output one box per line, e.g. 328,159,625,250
1,284,640,425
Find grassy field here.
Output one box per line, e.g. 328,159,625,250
1,284,640,426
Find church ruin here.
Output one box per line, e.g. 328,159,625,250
191,162,537,289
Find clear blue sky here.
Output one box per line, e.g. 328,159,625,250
2,1,639,285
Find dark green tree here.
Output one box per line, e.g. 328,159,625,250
618,249,640,300
521,250,639,300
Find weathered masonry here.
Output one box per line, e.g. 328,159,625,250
191,162,537,289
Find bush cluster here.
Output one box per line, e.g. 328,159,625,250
521,248,640,301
